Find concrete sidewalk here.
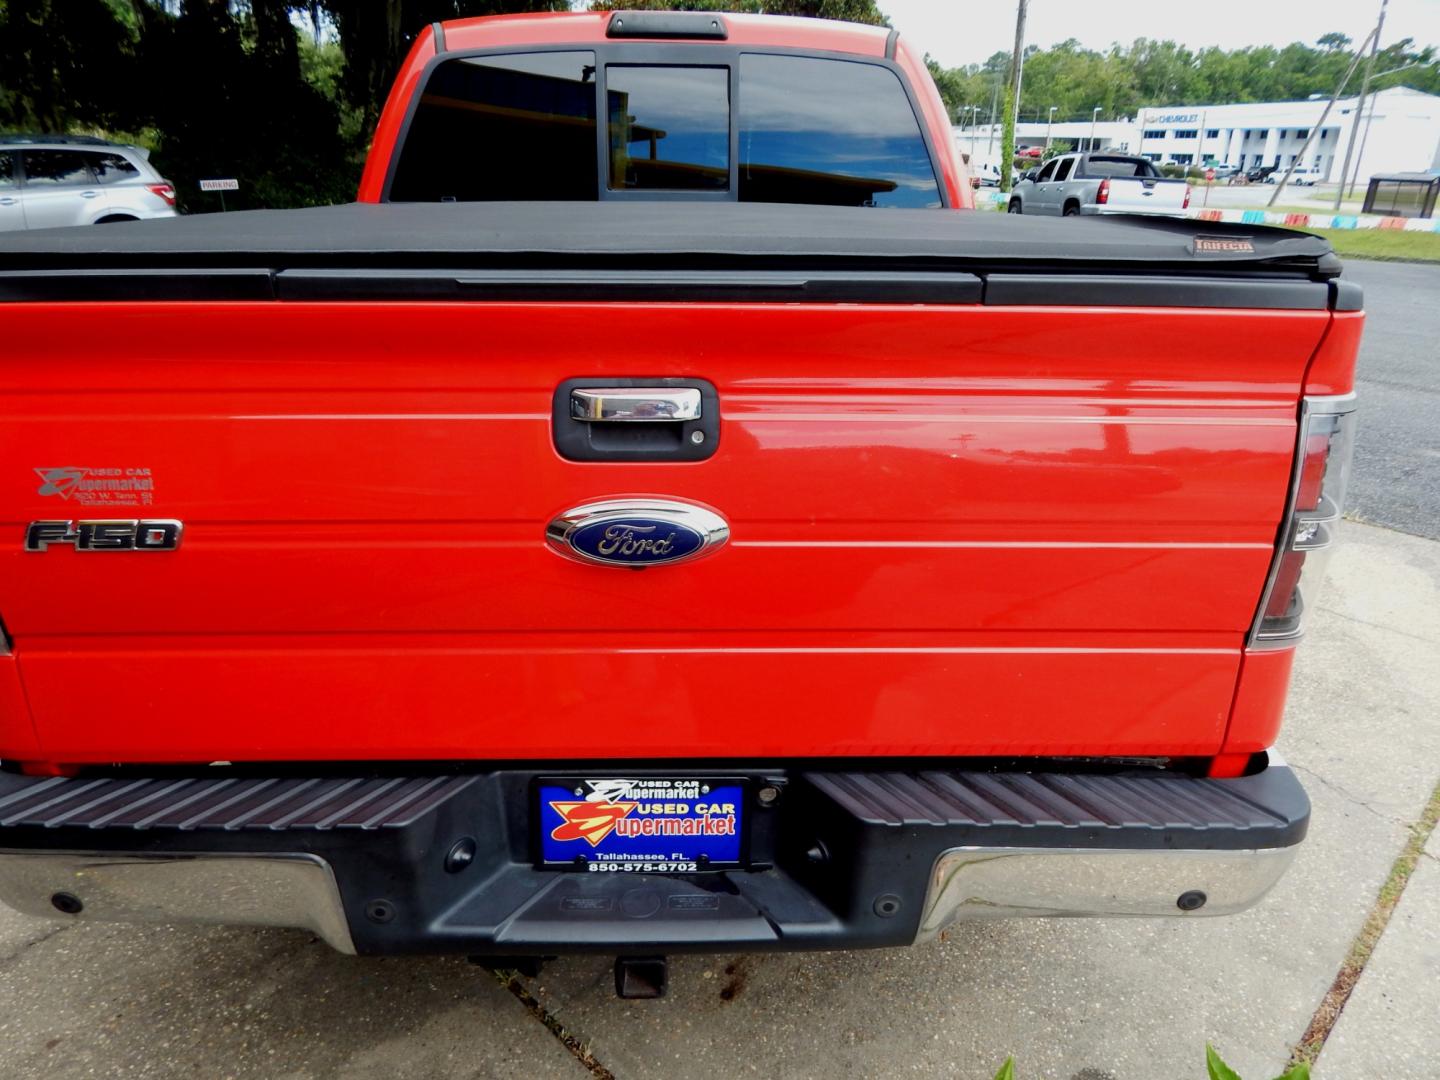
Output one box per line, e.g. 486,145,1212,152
1320,826,1440,1080
1,518,1437,1078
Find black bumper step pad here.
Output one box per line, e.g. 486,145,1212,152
0,774,477,831
805,768,1305,845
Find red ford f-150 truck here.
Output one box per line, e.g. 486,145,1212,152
0,12,1360,997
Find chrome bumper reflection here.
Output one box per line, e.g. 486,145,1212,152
917,845,1298,940
0,851,356,954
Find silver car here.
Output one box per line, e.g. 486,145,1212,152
0,135,178,231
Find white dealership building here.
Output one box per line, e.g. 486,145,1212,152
958,86,1440,180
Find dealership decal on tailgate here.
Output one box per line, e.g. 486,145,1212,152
538,778,743,872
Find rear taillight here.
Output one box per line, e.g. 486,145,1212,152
1183,184,1192,209
1251,394,1357,645
1096,178,1109,205
146,182,176,207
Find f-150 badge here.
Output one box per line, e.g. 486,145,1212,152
545,498,728,568
25,520,183,552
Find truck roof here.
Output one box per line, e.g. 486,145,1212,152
438,10,893,57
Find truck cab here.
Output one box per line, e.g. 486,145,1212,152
358,11,971,210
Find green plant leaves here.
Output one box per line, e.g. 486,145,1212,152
989,1048,1310,1079
1206,1045,1244,1080
1205,1043,1312,1080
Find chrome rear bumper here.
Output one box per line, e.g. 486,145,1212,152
0,851,355,953
0,842,1298,952
917,845,1296,940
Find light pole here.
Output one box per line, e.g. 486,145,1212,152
1337,0,1387,209
1269,23,1379,206
1044,105,1057,154
967,106,978,162
1089,107,1102,152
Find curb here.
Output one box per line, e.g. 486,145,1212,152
1189,207,1440,232
975,189,1440,232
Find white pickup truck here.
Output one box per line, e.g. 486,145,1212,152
1009,153,1190,217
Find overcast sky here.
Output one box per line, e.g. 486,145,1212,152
879,0,1440,68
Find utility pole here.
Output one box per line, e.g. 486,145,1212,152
987,76,1001,158
1044,105,1057,154
1351,57,1440,189
1269,25,1377,206
999,0,1028,193
1349,92,1381,200
1335,0,1387,210
1089,107,1101,152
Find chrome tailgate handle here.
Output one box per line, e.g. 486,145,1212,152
570,387,701,422
554,377,718,462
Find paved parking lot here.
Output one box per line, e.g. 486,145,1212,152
2,261,1436,1079
1342,262,1440,540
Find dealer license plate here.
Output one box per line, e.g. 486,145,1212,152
537,777,744,872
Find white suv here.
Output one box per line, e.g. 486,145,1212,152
0,135,178,232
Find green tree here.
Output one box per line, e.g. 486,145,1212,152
926,33,1440,120
0,0,142,132
0,1,571,209
321,2,570,137
124,0,355,210
999,78,1015,190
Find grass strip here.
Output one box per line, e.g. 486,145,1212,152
1310,228,1440,263
490,967,616,1079
1291,778,1440,1066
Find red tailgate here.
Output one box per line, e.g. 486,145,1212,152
0,300,1327,766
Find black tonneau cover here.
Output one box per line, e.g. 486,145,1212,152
0,202,1352,309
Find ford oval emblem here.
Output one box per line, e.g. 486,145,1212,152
545,498,729,568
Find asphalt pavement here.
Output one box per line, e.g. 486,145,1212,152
1,260,1436,1079
1340,260,1440,540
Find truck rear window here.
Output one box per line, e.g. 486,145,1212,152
607,65,729,192
389,52,598,202
388,51,939,208
1085,157,1159,179
739,55,939,208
